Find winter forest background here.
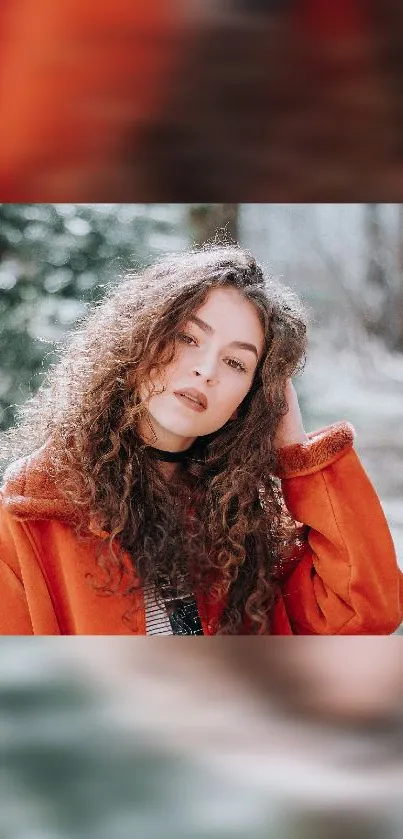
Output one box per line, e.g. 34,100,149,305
1,202,402,560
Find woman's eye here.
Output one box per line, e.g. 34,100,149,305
227,359,247,372
177,332,197,345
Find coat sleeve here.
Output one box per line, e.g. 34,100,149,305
0,498,34,634
274,422,403,635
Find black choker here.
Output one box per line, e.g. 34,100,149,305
145,445,197,463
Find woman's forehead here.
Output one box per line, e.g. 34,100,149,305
193,287,265,351
194,286,257,319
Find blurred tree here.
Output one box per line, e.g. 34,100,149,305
0,203,186,431
188,204,239,246
365,203,386,290
364,203,403,351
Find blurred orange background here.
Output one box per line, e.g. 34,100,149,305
2,1,403,201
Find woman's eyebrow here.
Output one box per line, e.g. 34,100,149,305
189,315,259,360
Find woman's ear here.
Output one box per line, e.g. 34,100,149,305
229,409,239,421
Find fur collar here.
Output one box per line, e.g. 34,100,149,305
1,422,355,524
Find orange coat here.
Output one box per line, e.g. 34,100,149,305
0,421,402,635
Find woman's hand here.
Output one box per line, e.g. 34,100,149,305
273,380,308,450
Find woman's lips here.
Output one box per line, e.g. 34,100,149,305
174,393,206,413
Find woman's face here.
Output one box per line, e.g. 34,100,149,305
138,286,265,451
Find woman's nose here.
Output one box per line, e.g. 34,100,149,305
193,356,219,382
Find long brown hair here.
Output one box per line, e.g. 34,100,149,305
2,244,308,634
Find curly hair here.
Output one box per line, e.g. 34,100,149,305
1,243,309,634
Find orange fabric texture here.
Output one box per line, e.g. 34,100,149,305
0,421,402,635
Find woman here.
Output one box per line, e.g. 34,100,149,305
0,244,402,634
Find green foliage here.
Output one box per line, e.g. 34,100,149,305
0,204,187,430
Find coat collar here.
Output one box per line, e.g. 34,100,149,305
1,445,79,525
1,445,196,540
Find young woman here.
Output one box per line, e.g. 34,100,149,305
0,244,402,635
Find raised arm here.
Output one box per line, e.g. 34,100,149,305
275,422,403,635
